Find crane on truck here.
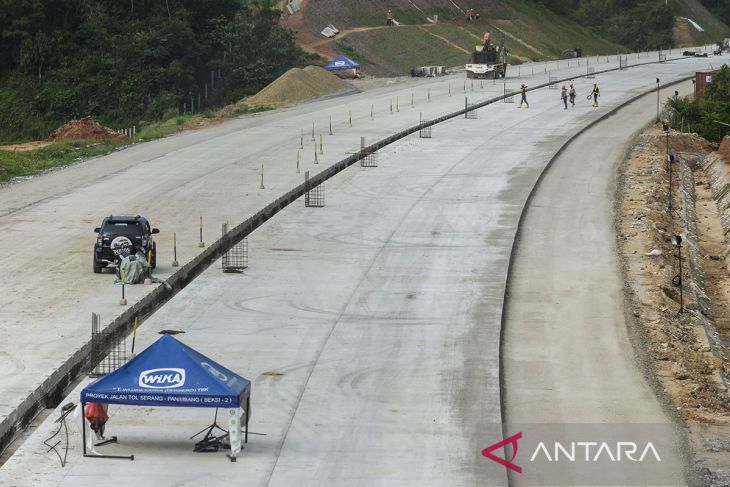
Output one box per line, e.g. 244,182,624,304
466,32,507,79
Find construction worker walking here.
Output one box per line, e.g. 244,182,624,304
589,82,600,107
569,80,576,107
561,84,568,109
518,83,529,108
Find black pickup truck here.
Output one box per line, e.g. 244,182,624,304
93,215,159,273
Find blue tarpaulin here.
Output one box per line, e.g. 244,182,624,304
324,55,360,71
80,334,251,408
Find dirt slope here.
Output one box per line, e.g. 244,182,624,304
674,0,730,39
0,117,125,152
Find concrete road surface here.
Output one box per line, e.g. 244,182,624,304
502,82,696,485
0,52,724,485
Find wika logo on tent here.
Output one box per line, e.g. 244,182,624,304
139,368,186,389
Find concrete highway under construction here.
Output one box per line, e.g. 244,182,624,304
0,49,724,485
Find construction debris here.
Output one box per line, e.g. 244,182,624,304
321,23,339,38
49,116,127,143
617,124,730,485
0,116,125,151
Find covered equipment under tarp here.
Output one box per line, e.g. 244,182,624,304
114,252,172,289
324,55,361,77
80,334,251,458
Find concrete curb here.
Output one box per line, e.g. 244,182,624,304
0,53,696,457
499,71,696,420
497,73,702,486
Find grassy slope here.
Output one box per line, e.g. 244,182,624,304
301,0,726,76
335,0,626,76
340,26,468,77
426,22,539,63
495,1,630,55
338,5,626,76
0,140,126,182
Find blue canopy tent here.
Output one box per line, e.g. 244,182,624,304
324,55,360,77
80,334,251,459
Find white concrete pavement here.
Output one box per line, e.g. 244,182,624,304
0,52,725,485
502,82,698,485
0,51,717,430
0,52,639,424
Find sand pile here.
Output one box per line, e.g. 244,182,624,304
49,116,127,142
248,66,350,106
303,65,351,91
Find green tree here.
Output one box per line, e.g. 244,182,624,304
667,66,730,142
706,65,730,100
0,0,306,143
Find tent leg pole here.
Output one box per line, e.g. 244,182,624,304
82,402,87,456
81,402,133,460
85,454,135,460
245,397,249,444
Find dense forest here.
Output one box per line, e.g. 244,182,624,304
536,0,674,51
0,0,307,144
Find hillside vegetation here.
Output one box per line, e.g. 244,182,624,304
1,0,727,145
291,0,728,76
0,0,308,144
668,64,730,143
297,0,629,75
697,0,730,30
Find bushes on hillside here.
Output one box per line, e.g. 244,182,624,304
667,65,730,143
